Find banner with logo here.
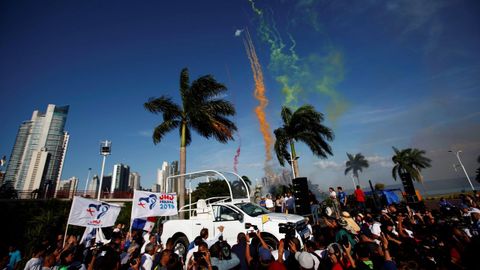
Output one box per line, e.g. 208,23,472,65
67,196,121,228
131,190,178,219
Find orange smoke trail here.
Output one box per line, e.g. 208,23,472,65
243,30,273,166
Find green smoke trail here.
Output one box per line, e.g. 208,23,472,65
248,0,349,121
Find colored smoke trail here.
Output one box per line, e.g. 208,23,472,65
233,141,241,173
249,0,349,122
243,30,274,170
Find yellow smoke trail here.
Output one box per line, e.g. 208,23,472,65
249,0,349,122
243,30,273,170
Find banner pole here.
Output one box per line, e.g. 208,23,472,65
63,224,69,248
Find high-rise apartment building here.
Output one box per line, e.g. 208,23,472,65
111,164,130,193
3,104,69,196
129,172,141,191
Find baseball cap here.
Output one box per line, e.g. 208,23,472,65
295,252,314,269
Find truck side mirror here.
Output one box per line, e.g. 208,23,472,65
237,213,244,223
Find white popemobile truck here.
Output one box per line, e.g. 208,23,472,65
159,170,310,258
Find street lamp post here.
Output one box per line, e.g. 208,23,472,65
97,141,111,200
84,168,92,197
449,150,475,191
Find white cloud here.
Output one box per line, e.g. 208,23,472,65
366,155,393,167
314,160,343,170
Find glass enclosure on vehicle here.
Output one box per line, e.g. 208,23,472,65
166,170,250,211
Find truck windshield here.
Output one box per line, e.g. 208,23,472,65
235,202,270,217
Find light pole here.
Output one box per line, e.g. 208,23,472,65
97,141,111,200
83,168,92,197
449,150,475,191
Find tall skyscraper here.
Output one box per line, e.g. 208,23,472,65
3,104,69,196
157,161,170,192
129,172,141,191
88,175,99,195
111,164,130,193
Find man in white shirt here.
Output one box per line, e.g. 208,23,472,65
265,194,274,211
141,243,155,270
24,245,45,270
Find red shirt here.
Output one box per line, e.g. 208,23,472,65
354,189,366,202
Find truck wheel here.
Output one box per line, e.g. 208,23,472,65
173,236,189,259
255,234,278,250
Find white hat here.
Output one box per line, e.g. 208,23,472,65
295,252,314,269
469,208,480,215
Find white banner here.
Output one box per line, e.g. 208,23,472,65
131,190,178,219
67,196,121,228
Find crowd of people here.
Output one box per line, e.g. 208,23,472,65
3,189,480,270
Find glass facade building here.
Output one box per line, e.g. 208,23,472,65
3,104,69,195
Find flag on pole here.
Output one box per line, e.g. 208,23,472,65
131,217,157,232
131,190,178,219
67,196,121,228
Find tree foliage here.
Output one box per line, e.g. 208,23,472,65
191,180,230,203
345,152,369,184
274,105,334,177
391,147,431,183
144,68,237,147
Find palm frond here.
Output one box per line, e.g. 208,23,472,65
153,120,180,144
189,75,227,100
144,96,182,120
180,68,190,102
274,128,289,167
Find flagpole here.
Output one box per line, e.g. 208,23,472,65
63,224,69,248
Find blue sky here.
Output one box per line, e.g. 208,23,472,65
1,0,479,191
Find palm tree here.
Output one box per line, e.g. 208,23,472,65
391,147,431,183
241,175,252,190
344,153,369,185
274,105,334,178
144,68,237,217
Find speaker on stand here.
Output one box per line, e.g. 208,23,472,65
292,177,310,215
400,173,419,204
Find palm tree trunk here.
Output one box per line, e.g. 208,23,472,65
355,175,360,186
178,123,187,219
289,140,300,178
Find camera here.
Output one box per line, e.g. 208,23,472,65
129,258,138,266
245,223,258,238
89,242,104,251
193,251,205,261
279,222,296,236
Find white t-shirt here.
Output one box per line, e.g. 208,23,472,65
141,253,153,270
24,257,43,270
265,198,274,208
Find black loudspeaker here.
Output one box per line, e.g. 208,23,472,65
400,173,418,203
292,177,310,215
